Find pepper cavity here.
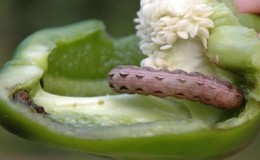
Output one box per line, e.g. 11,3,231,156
12,90,48,114
107,65,244,109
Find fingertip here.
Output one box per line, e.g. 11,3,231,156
235,0,260,14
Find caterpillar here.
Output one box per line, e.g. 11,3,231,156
107,65,244,109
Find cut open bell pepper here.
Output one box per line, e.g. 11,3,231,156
0,20,260,160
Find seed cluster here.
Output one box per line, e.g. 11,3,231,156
134,0,214,71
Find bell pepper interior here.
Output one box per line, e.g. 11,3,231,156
29,20,256,132
43,30,144,96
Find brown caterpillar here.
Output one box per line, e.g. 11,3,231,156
107,65,244,109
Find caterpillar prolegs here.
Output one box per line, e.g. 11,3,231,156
107,65,244,109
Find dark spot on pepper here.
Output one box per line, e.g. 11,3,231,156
12,89,48,115
12,90,31,105
32,104,48,114
98,100,105,105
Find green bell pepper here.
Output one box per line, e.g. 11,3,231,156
0,3,260,160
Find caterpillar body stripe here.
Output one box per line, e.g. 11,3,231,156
107,65,244,109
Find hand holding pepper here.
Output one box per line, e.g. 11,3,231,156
235,0,260,13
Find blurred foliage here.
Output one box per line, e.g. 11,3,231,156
0,0,259,159
0,127,115,160
0,0,139,66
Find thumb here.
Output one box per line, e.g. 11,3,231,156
235,0,260,13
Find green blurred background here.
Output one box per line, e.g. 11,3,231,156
0,0,259,159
